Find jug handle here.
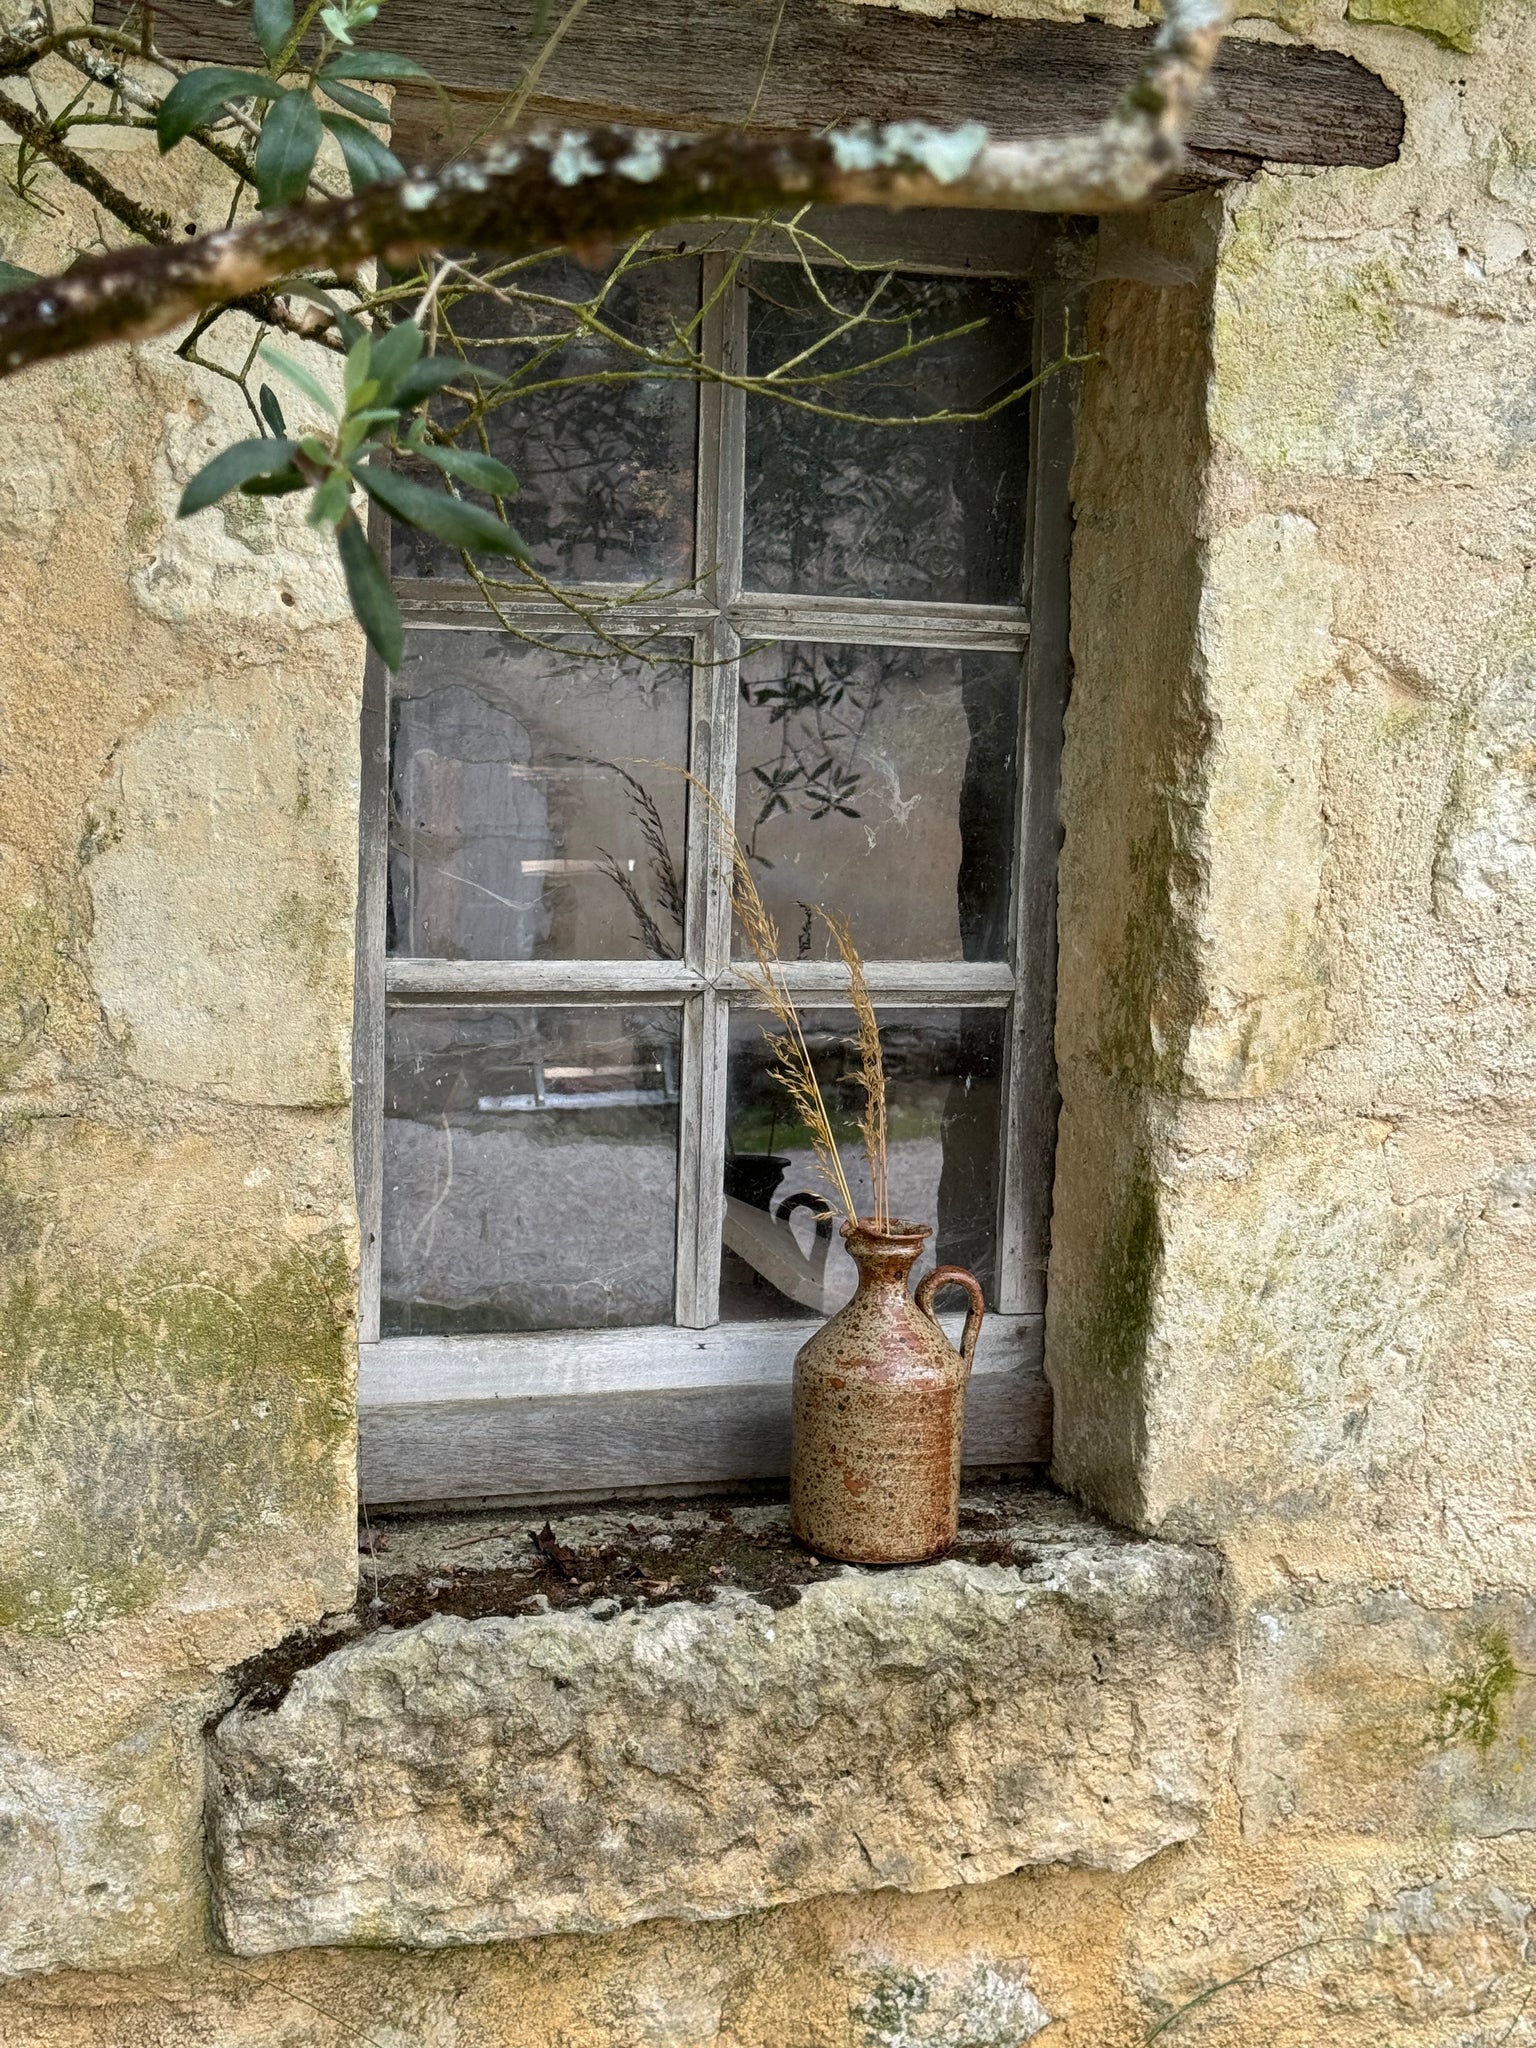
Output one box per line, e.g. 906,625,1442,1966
915,1266,985,1376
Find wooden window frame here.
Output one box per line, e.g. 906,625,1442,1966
354,213,1085,1509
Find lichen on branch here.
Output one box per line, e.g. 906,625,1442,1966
0,0,1228,381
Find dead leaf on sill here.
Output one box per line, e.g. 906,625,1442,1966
531,1521,579,1579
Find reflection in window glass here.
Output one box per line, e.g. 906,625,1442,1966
382,1006,680,1335
389,631,689,962
743,267,1031,604
390,252,700,588
720,1007,1003,1322
735,642,1019,961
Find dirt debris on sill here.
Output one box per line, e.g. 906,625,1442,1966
227,1483,1050,1714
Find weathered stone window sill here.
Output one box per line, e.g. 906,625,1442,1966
205,1483,1236,1957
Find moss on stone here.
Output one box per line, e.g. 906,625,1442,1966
1098,823,1207,1093
1346,0,1481,49
0,896,71,1084
1211,199,1416,477
1375,701,1434,747
1434,1627,1518,1752
1084,1151,1164,1390
0,1240,354,1636
264,886,348,997
853,1965,932,2043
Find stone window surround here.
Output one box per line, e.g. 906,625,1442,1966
205,201,1252,1958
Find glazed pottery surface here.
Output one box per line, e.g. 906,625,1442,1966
790,1219,984,1564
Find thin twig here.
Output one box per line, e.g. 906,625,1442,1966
1144,1937,1337,2041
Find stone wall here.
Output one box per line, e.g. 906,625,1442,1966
0,137,361,1978
2,0,1535,2038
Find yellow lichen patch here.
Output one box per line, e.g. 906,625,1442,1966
0,1239,354,1636
1347,0,1482,49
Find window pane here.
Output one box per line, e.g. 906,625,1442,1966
743,268,1031,604
720,1006,1004,1322
735,642,1019,961
382,1006,680,1335
390,252,700,588
389,630,689,962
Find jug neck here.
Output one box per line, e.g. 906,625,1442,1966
842,1219,932,1293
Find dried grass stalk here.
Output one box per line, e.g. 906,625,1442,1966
822,908,888,1230
641,760,889,1229
725,831,857,1224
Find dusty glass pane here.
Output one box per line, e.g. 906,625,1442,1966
743,267,1031,604
389,629,689,962
720,1007,1003,1321
382,1005,680,1335
390,251,700,587
735,642,1019,961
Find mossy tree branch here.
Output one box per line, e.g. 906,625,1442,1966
0,85,174,243
0,0,1227,381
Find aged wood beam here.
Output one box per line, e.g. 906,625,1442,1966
99,0,1404,185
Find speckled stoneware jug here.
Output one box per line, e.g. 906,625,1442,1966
790,1219,984,1564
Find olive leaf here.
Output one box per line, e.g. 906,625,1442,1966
318,79,392,124
254,89,325,208
336,515,403,668
252,0,297,65
157,68,282,151
319,51,433,81
419,445,520,497
177,438,303,516
321,112,404,193
355,464,529,557
258,343,339,419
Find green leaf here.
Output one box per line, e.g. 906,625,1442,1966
355,463,529,557
318,78,391,123
0,259,38,291
392,356,473,408
240,467,306,496
177,437,301,517
336,515,403,668
342,330,374,407
258,382,287,436
319,51,432,81
157,67,282,151
320,111,404,193
367,318,424,399
339,411,401,456
307,467,354,530
420,444,519,497
252,0,296,63
259,342,339,419
339,414,387,458
254,88,324,209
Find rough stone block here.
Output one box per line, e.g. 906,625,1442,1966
1239,1586,1536,1839
205,1497,1235,1955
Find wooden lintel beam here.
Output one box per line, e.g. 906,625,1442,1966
97,0,1404,190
